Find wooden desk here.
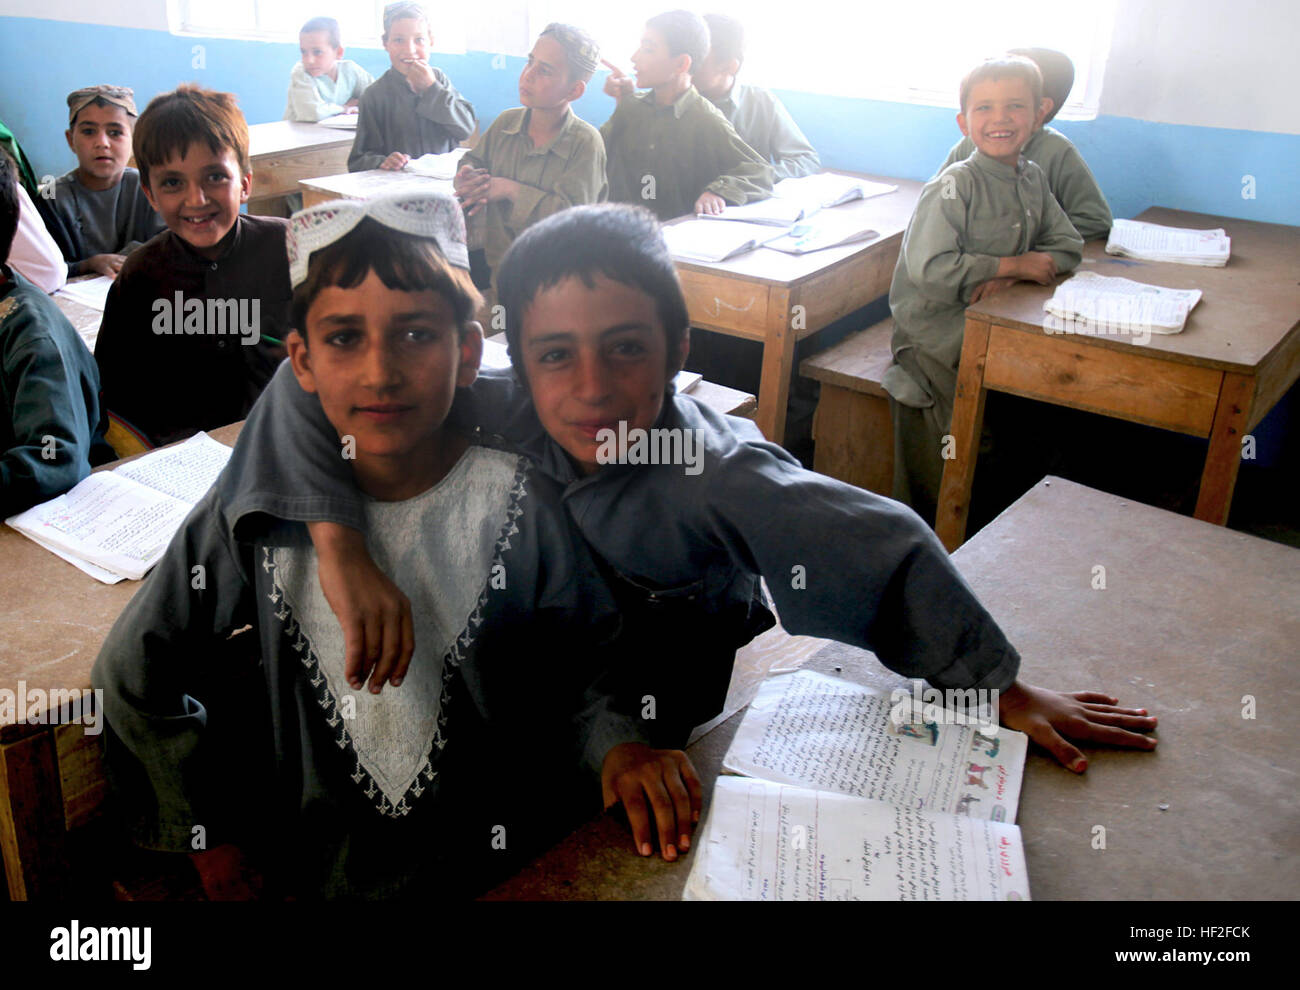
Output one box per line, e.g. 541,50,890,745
0,423,243,900
485,476,1300,900
668,173,922,444
936,208,1300,551
300,169,453,209
247,121,354,215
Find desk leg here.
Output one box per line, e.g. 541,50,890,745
1194,372,1254,525
0,731,69,899
936,318,992,552
755,287,795,443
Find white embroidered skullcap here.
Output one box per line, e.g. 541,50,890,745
287,191,470,288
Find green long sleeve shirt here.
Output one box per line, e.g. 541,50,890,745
938,126,1113,241
600,86,773,221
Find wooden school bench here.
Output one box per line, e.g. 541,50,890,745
484,476,1300,900
798,316,896,495
665,171,922,445
936,207,1300,551
246,121,355,216
0,422,244,900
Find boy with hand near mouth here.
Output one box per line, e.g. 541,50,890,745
600,9,772,220
452,23,606,291
350,2,476,173
94,84,291,448
212,203,1154,867
284,16,374,123
937,48,1112,241
44,86,164,280
884,55,1084,525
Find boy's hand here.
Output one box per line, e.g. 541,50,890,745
695,191,727,216
601,59,635,101
86,253,127,279
970,276,1018,303
307,521,414,693
1001,251,1057,285
487,177,521,204
602,743,703,862
343,99,360,112
453,164,492,215
380,151,411,171
190,844,263,901
402,59,438,93
998,680,1157,773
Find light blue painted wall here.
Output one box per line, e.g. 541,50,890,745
2,17,1297,227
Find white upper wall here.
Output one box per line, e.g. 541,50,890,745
3,0,1296,134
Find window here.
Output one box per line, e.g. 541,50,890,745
168,0,468,53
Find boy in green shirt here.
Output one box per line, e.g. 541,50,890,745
937,48,1112,241
600,9,772,221
886,55,1084,524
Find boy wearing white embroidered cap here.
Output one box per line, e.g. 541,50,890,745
92,191,620,900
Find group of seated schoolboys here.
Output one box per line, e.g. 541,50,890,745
3,1,1141,901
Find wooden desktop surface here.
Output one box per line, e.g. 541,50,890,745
247,121,354,212
485,476,1300,900
936,208,1300,550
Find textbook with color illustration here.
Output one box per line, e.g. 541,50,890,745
4,432,232,584
683,670,1031,901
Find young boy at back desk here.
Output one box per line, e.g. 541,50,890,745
213,203,1155,863
452,23,606,291
600,9,772,220
885,55,1084,525
693,13,820,180
350,2,476,173
44,86,164,280
937,48,1112,241
94,84,291,448
1,151,112,517
285,16,374,123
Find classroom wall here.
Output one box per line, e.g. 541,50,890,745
1,3,1296,227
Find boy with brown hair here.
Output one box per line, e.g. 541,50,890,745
600,9,772,220
885,55,1084,524
94,84,290,448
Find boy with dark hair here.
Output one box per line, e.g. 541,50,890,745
693,13,820,180
885,55,1085,524
349,2,476,172
1,150,112,517
600,9,772,220
211,202,1154,865
94,84,291,448
285,16,374,123
44,86,165,280
92,192,620,899
937,48,1112,240
452,22,606,288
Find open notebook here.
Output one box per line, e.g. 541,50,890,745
5,432,232,584
684,670,1031,900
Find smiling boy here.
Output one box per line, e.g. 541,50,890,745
452,23,606,290
350,2,476,172
600,9,772,220
884,55,1085,524
93,84,290,447
285,16,374,123
44,86,164,280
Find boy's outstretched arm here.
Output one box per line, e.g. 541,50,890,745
998,682,1156,773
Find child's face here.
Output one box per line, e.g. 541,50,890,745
300,31,343,78
958,77,1039,166
142,143,250,259
288,271,481,497
65,104,133,186
692,50,735,101
519,35,579,110
384,17,430,70
519,274,682,475
631,28,683,89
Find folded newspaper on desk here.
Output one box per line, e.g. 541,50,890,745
1044,271,1203,339
1105,218,1230,266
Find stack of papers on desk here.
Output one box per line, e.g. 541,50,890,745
1105,218,1231,266
1044,271,1203,336
317,113,360,129
764,214,880,254
405,147,469,179
772,173,898,211
662,219,785,262
5,432,232,584
55,275,113,312
698,198,806,226
683,671,1030,901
